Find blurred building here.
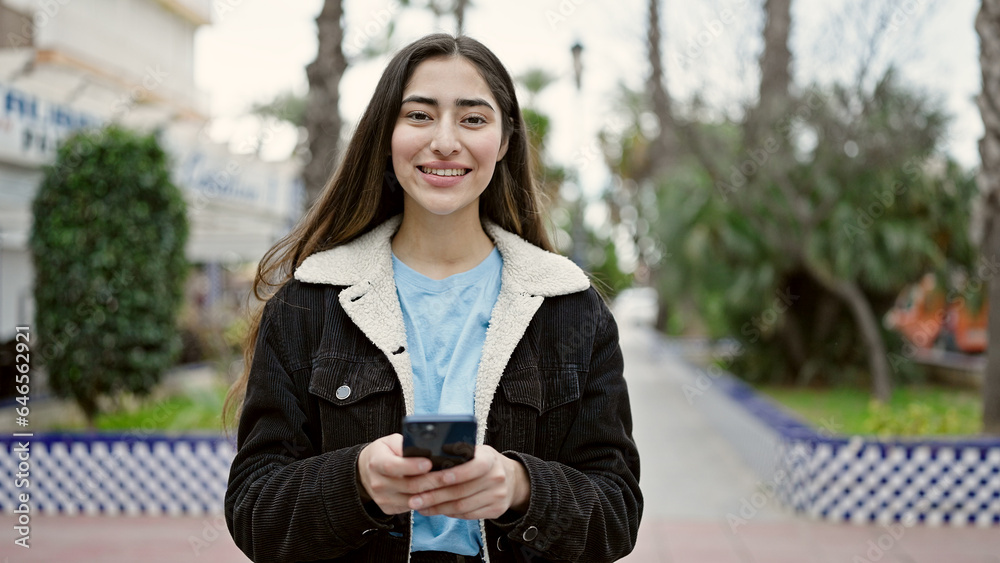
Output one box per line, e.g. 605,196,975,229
0,0,303,344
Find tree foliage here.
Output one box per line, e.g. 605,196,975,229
30,126,189,424
649,72,978,390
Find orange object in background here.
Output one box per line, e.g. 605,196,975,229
885,273,988,354
948,296,988,353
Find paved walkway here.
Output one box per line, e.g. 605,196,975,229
4,296,999,562
613,297,999,563
6,514,250,562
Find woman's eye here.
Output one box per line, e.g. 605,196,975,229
407,111,431,121
463,115,487,125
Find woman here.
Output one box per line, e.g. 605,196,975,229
224,34,641,563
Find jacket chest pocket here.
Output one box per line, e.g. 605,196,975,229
308,356,403,452
487,368,581,459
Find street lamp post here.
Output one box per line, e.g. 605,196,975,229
571,42,583,90
570,41,586,268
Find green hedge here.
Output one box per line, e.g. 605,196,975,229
30,125,189,424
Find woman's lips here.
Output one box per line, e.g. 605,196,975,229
418,165,470,177
417,166,471,187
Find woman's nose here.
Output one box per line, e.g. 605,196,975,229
430,122,461,155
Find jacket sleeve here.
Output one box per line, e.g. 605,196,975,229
494,294,642,562
225,287,395,562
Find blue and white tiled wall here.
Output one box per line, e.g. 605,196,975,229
0,434,234,516
696,367,1000,527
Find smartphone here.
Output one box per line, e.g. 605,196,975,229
402,414,477,471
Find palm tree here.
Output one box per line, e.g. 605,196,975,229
303,0,347,206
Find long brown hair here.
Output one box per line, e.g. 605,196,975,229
223,34,553,428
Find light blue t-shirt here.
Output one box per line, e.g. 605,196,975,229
392,247,503,556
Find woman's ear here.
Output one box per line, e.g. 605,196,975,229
497,134,509,162
497,116,513,161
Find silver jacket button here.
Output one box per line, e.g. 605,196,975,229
335,385,351,400
522,526,539,542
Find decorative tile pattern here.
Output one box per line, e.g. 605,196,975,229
699,371,1000,527
0,434,234,515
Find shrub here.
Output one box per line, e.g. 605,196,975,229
30,125,189,425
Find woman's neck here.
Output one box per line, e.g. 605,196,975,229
391,208,495,280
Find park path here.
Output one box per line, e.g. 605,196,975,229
613,293,998,563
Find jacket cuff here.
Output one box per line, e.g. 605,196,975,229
492,451,558,551
319,443,396,544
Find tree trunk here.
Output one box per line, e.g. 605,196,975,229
977,0,1000,434
984,223,1000,434
746,0,792,145
641,0,677,179
640,0,678,326
805,261,892,402
303,0,348,208
455,0,468,34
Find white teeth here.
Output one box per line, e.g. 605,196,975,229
420,166,469,177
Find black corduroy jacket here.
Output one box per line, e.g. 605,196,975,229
226,216,642,562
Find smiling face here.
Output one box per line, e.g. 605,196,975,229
391,56,508,222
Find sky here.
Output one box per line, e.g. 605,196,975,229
194,0,984,197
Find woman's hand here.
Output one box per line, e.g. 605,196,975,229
406,445,531,520
358,437,531,519
357,434,434,514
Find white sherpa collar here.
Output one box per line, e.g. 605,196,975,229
294,215,590,297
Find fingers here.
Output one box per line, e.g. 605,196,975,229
409,446,511,518
413,444,496,492
359,435,433,514
412,477,498,516
369,435,432,477
361,441,520,519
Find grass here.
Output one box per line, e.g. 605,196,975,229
755,384,983,438
49,384,231,433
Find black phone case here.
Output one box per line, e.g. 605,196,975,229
402,414,476,471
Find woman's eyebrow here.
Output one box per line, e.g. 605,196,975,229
401,95,495,112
